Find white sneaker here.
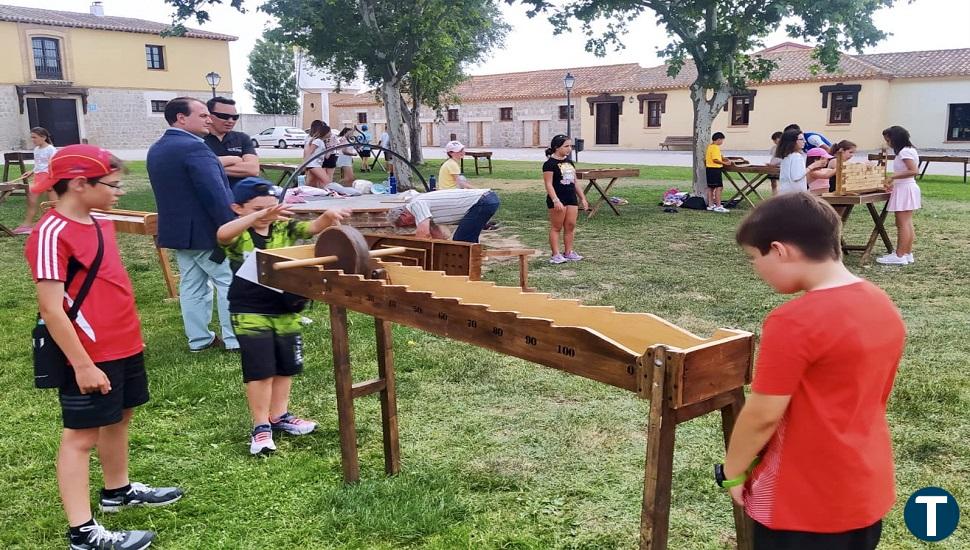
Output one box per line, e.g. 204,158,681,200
876,253,908,265
250,425,276,455
714,206,729,213
904,253,914,264
706,205,715,211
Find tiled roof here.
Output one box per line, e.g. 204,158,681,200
856,48,970,79
328,45,970,108
0,5,236,41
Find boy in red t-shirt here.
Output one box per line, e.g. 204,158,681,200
25,145,183,550
720,193,905,549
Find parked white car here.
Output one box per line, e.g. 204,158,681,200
251,126,308,149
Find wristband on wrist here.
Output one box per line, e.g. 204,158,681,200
714,456,761,488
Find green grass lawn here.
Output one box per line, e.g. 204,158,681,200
1,160,968,548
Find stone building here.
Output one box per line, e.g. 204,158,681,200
0,3,234,150
331,43,969,152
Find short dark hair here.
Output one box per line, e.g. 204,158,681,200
52,155,127,196
783,123,801,133
712,132,725,141
206,96,236,113
882,125,914,154
736,193,842,261
164,97,204,125
770,131,782,141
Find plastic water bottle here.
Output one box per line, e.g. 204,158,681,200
428,175,437,191
389,175,397,194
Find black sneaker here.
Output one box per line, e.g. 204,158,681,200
69,521,154,550
99,482,183,512
189,335,222,352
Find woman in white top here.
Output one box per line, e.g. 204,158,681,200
302,120,336,186
876,126,921,265
776,129,827,195
13,127,56,234
335,127,358,185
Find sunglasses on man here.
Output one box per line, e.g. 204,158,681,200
211,112,240,121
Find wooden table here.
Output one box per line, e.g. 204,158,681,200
461,151,493,175
575,168,641,219
723,164,778,207
822,192,893,265
0,181,29,236
285,193,410,229
868,153,969,183
2,151,33,183
259,162,301,185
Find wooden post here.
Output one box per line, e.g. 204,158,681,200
640,346,677,550
375,318,401,475
153,236,179,299
330,305,361,482
720,388,753,550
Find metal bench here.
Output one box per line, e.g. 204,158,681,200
659,136,695,151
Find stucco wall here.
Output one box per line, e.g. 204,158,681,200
582,80,893,150
1,23,232,93
885,77,970,150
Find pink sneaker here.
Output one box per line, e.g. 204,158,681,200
564,251,583,261
549,254,567,264
270,412,316,435
12,225,32,235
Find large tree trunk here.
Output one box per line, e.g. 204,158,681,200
689,81,731,198
381,80,413,190
407,85,424,165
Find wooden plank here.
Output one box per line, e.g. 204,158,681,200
669,330,753,408
834,156,886,195
329,305,361,483
376,318,401,475
257,255,643,392
720,388,754,550
575,168,640,179
351,378,386,398
640,346,676,550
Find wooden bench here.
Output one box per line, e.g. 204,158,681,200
659,136,695,151
460,151,493,175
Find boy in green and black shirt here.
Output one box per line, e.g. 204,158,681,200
217,177,348,455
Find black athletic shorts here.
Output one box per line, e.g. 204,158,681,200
546,185,578,209
753,519,882,550
360,149,371,158
59,352,149,430
322,155,337,168
232,313,304,383
706,167,724,188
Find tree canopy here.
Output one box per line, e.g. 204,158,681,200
518,0,898,192
244,33,299,115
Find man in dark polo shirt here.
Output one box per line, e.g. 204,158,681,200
204,97,259,187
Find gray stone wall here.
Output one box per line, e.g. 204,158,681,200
332,97,582,149
0,87,230,151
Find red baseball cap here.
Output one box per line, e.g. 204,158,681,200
38,144,118,193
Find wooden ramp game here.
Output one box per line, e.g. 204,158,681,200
257,226,755,549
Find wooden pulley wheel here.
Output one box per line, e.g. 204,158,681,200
314,226,372,275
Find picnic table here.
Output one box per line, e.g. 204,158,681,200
461,151,493,175
0,181,29,236
868,152,969,183
723,164,778,207
2,151,33,183
259,162,301,185
822,192,893,265
284,193,409,229
575,168,641,219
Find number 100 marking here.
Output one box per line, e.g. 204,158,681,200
557,345,576,357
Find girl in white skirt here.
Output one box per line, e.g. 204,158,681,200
877,126,921,265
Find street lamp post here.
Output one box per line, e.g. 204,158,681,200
205,71,221,98
564,72,575,160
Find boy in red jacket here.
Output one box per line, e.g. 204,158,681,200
721,193,905,549
26,145,182,550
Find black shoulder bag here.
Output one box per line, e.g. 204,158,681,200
32,221,104,389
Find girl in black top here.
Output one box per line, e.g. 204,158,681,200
542,135,588,264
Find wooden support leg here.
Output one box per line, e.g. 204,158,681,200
517,254,534,292
153,236,179,299
330,305,361,483
375,318,401,475
640,347,676,550
720,388,753,550
863,202,893,264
